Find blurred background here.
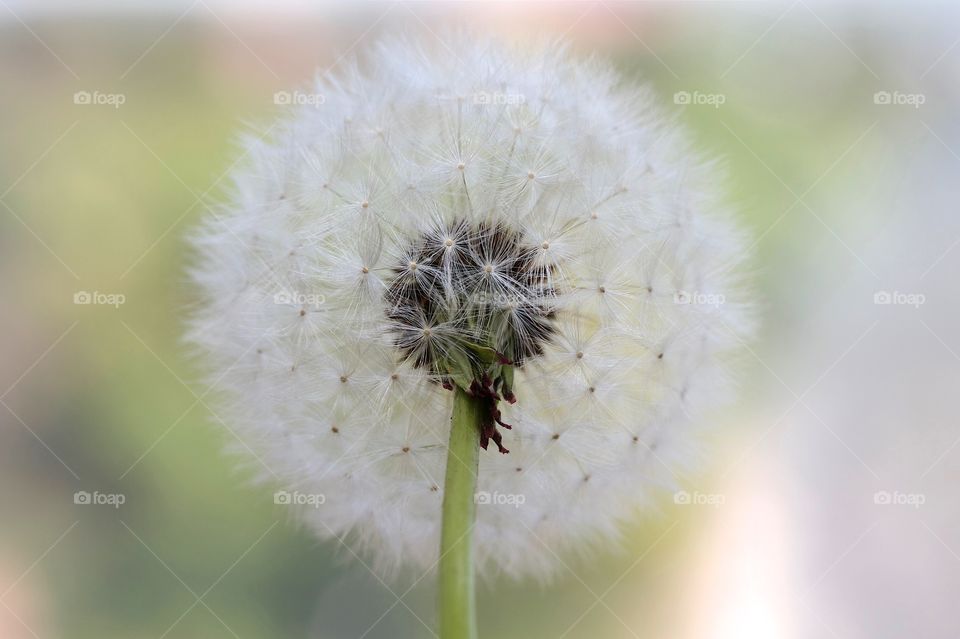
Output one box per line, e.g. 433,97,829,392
1,1,958,637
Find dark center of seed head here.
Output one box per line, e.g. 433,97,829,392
384,220,559,454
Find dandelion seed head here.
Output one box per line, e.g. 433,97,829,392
187,34,753,580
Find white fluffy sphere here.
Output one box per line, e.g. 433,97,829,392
187,36,752,580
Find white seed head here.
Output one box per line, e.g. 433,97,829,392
187,35,753,580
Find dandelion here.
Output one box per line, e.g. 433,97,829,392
188,34,752,638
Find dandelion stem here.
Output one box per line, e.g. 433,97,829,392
439,386,482,639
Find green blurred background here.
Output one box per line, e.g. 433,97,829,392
2,2,959,637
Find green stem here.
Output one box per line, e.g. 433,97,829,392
439,386,482,639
